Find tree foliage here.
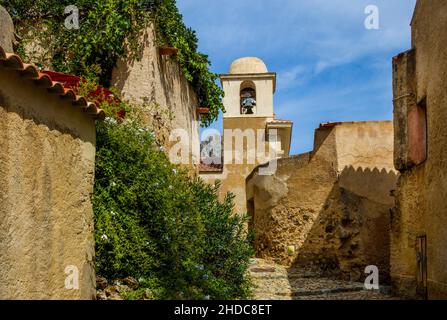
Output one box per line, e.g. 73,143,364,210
93,116,253,300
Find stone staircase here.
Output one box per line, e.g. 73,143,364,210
249,259,397,300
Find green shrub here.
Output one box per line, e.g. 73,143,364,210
93,118,253,300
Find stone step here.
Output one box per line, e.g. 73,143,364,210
289,285,365,297
249,274,289,279
248,259,396,300
294,290,400,300
254,285,365,297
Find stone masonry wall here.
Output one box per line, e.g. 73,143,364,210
247,122,397,283
112,24,200,171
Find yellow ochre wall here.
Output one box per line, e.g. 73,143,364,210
0,65,97,299
391,0,447,299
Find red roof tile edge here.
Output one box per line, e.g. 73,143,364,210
319,121,391,129
0,46,105,120
319,122,342,128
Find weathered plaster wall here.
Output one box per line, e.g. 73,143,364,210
112,24,200,170
391,0,447,299
0,67,96,299
336,121,395,173
201,117,273,215
248,122,397,283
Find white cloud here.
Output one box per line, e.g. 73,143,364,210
277,65,309,90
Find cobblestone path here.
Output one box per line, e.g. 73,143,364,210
249,259,399,300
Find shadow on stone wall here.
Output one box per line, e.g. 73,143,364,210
286,166,397,286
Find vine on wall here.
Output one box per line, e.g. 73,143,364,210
1,0,224,126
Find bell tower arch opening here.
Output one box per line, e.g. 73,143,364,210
240,80,257,115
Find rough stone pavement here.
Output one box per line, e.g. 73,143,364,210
249,259,399,300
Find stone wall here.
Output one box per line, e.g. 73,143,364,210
247,121,397,283
19,21,201,171
0,54,98,299
200,116,285,215
111,24,200,171
391,0,447,299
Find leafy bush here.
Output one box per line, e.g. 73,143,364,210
2,0,224,125
93,116,253,300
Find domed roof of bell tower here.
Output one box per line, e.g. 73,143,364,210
229,57,268,74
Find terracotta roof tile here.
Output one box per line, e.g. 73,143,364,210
0,46,105,120
40,71,118,106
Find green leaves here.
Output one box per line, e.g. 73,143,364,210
152,0,227,125
93,119,252,300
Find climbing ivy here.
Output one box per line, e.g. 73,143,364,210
1,0,224,126
152,0,224,126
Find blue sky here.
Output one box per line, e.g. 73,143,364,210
177,0,417,155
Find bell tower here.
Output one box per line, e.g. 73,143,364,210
200,57,293,215
221,57,276,120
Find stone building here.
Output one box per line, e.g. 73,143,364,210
0,43,104,298
247,121,397,282
200,57,293,214
391,0,447,299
